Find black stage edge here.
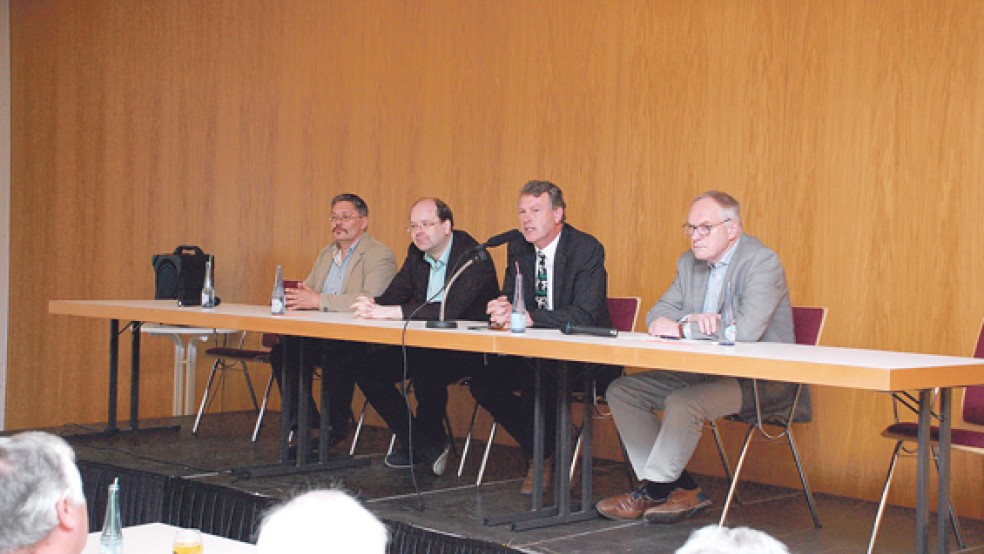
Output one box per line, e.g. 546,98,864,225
78,462,519,554
44,411,984,553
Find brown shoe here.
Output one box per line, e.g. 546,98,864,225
520,457,553,495
643,487,712,524
596,486,662,520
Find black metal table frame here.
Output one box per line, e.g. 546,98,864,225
483,359,599,531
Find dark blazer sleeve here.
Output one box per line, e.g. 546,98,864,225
374,242,421,310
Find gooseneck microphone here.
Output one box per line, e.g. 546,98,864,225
427,230,521,329
473,229,523,252
561,322,619,338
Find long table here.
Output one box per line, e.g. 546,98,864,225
50,300,984,552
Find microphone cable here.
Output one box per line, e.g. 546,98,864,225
398,246,480,511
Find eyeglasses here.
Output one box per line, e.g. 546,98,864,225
682,219,732,238
406,220,441,233
329,214,363,223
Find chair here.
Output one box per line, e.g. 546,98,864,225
709,306,826,527
866,319,984,552
469,296,641,486
195,332,278,442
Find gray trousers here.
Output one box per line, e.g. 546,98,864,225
607,370,741,483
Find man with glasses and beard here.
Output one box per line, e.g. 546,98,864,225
270,193,397,459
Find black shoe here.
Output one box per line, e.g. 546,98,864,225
384,445,412,469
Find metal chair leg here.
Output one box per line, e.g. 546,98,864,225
458,400,481,478
719,424,755,526
349,398,370,456
868,441,903,553
571,427,583,482
709,419,740,505
786,427,822,528
252,373,274,442
193,359,222,434
444,412,458,458
240,361,260,412
476,421,498,486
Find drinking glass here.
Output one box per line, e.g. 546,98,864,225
173,528,203,554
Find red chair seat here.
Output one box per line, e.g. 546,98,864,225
883,422,984,449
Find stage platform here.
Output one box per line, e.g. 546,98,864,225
45,411,984,553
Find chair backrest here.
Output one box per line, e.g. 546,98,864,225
792,306,826,346
958,319,984,427
607,296,641,333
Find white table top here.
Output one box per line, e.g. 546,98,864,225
84,523,256,553
50,299,984,392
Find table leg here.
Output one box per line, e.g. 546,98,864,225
485,360,598,531
937,388,952,554
184,334,211,415
231,335,368,478
162,334,186,416
916,389,931,553
129,322,142,430
107,319,120,432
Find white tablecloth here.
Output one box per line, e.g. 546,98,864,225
84,523,256,553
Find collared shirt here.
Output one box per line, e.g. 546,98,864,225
322,236,362,294
683,237,741,339
424,234,454,302
536,230,562,311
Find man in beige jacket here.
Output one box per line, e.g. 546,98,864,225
270,193,397,458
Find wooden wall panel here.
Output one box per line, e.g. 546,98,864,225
9,0,984,517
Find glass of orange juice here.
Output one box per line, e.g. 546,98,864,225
173,528,203,554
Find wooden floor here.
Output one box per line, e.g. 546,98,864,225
51,411,984,553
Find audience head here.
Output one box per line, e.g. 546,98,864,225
330,193,370,248
686,190,742,264
0,432,88,554
518,180,566,249
675,524,789,554
407,198,454,258
256,489,388,554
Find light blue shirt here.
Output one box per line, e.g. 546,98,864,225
683,237,741,339
322,237,361,294
424,235,453,302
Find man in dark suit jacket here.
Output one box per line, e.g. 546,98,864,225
350,198,499,476
469,180,613,494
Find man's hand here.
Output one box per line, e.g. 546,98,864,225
351,296,402,320
487,295,513,327
688,313,721,337
285,282,319,310
648,317,683,338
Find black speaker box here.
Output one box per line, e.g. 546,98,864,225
152,245,212,306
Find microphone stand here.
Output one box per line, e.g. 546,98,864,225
425,258,476,329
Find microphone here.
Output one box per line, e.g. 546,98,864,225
426,231,520,330
474,229,523,251
561,322,618,338
425,259,476,329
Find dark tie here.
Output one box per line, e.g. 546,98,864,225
535,251,548,309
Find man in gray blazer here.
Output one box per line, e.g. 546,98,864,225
597,191,800,524
270,193,397,456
